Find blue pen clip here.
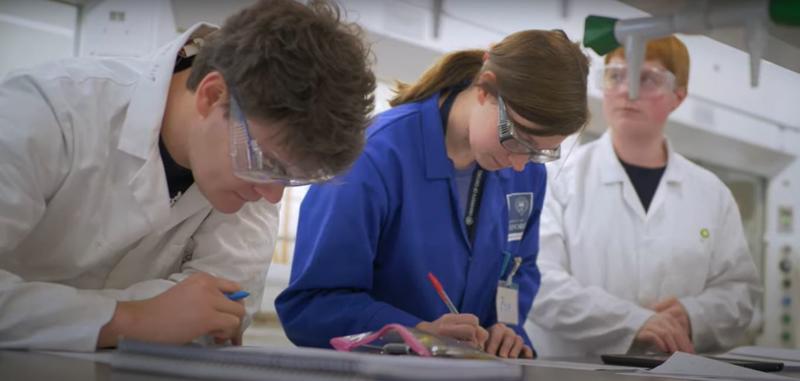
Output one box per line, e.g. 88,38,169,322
499,250,513,278
225,290,250,301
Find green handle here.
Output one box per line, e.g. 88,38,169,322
771,0,800,25
583,16,621,55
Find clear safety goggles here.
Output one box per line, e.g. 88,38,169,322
497,95,561,164
596,63,676,97
228,90,334,186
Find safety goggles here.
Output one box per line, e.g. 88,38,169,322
228,89,334,186
497,95,561,164
596,63,676,97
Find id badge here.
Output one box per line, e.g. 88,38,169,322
506,192,533,242
496,282,519,325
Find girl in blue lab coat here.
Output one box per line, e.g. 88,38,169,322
276,29,589,359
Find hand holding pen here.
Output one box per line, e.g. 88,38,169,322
414,273,489,349
97,272,247,348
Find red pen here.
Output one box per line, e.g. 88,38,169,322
427,272,459,314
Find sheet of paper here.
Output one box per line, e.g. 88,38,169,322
629,352,795,381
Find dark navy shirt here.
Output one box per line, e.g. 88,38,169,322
619,158,666,212
159,136,194,203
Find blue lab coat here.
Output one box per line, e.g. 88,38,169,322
275,92,546,349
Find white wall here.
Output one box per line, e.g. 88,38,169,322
79,0,177,57
0,0,76,75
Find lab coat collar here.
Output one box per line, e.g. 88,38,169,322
420,92,454,179
598,132,627,185
118,23,217,229
598,130,684,185
117,23,218,160
598,129,685,221
661,139,685,185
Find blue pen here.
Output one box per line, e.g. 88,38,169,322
225,290,250,301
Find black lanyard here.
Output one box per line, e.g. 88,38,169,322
440,84,487,244
464,167,486,243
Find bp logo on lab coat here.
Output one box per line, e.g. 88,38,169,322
506,192,533,241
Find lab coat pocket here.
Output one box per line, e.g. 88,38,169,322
663,229,712,296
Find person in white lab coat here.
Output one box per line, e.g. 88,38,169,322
527,36,761,356
0,0,375,351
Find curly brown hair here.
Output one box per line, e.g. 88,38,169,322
187,0,376,177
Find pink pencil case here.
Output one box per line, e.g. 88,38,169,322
330,324,495,360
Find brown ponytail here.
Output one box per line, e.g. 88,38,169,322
389,50,484,107
390,29,590,137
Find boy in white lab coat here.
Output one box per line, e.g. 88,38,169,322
527,36,760,356
0,0,375,351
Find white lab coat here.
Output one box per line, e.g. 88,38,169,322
526,132,761,357
0,24,279,351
